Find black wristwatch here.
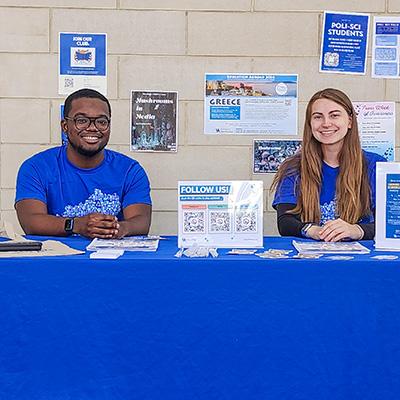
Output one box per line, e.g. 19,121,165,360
64,218,74,235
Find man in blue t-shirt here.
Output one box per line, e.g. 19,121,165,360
15,89,152,238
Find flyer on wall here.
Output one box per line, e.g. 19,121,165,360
253,139,301,173
204,73,298,135
178,181,263,248
130,91,178,152
375,163,400,249
372,16,400,78
353,101,395,161
59,32,107,95
320,11,370,75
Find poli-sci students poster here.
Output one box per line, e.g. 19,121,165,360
353,101,395,161
59,33,107,95
130,90,178,152
204,73,298,135
320,11,370,75
372,16,400,78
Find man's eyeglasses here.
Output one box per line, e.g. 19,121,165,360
65,116,110,132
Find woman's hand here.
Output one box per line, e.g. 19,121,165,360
306,225,323,240
319,218,364,242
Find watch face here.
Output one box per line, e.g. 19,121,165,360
65,218,74,232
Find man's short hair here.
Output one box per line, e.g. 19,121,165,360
63,88,111,118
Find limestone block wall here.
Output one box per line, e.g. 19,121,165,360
0,1,397,235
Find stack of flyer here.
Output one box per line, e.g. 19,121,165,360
87,236,159,252
292,240,370,254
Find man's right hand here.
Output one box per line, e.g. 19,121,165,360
73,213,119,238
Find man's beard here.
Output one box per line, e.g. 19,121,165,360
68,136,107,157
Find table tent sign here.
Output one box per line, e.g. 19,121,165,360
178,181,263,248
59,32,107,95
375,162,400,250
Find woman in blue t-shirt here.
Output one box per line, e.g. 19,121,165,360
272,88,385,241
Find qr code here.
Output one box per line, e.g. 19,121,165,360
183,210,206,233
64,78,74,88
209,211,231,233
235,210,257,233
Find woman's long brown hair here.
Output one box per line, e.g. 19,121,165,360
271,88,371,224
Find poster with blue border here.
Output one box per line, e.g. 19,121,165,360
320,11,370,75
372,16,400,78
59,32,107,95
204,73,298,135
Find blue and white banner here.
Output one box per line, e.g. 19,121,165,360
376,163,400,249
59,32,107,95
204,73,298,135
320,11,370,75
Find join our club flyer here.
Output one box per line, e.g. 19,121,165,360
59,32,107,95
178,181,263,248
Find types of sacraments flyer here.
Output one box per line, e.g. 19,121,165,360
59,32,107,95
353,101,395,161
320,11,370,75
178,181,263,248
204,73,298,135
130,91,178,152
372,16,400,78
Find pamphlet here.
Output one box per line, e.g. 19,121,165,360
292,240,370,254
87,237,159,252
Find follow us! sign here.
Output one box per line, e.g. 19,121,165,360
178,181,263,248
59,32,107,95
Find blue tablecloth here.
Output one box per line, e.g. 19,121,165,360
1,236,399,400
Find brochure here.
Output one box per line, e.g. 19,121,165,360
292,240,370,254
87,237,159,252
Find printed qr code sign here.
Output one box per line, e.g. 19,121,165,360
235,210,257,233
64,78,74,88
209,211,231,233
183,210,206,233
